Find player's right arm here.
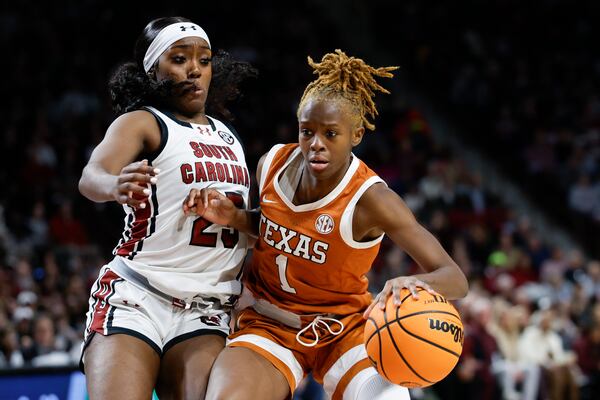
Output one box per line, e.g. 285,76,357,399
78,110,161,208
182,152,268,236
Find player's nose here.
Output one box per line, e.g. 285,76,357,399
309,133,325,151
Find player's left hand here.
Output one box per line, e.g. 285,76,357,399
182,188,236,226
363,276,437,319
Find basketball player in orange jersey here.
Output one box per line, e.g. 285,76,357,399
184,50,468,400
78,16,256,399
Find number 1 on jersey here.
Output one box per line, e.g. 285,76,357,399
275,254,296,294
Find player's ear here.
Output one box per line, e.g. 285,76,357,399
351,126,365,147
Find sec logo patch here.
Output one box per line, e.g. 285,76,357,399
218,130,235,145
315,214,334,234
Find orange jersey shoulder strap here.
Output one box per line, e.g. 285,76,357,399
258,144,299,195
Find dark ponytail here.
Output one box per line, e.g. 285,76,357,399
207,49,257,121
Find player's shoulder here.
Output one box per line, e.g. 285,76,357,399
356,181,416,231
355,181,402,221
110,109,160,131
105,109,162,148
359,181,391,207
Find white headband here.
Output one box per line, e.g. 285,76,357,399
143,22,211,73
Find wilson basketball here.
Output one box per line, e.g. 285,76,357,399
364,288,463,388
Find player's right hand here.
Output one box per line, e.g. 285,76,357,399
112,159,159,208
183,188,237,226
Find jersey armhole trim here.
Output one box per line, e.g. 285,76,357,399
340,176,387,249
139,106,169,162
259,144,285,194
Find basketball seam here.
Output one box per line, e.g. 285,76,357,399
366,317,386,379
383,306,434,384
363,288,427,344
398,310,461,322
396,308,462,358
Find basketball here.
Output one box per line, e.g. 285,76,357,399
364,288,464,388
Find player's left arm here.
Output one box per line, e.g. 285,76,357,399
358,183,468,317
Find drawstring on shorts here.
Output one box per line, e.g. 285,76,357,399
295,315,344,347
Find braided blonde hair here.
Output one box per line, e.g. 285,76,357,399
297,49,398,131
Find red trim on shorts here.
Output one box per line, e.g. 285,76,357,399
229,341,299,394
331,358,372,400
89,269,121,334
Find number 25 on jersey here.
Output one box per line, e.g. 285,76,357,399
189,192,244,248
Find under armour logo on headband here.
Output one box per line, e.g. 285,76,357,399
180,25,197,32
143,22,211,72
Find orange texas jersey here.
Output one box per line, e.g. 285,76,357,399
245,144,387,316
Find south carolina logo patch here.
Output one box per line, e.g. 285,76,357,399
315,214,335,234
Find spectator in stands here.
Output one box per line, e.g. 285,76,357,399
453,296,498,400
0,326,24,368
519,308,579,400
569,174,598,217
48,201,88,247
490,304,540,400
573,321,600,400
22,313,70,367
27,201,48,251
579,260,600,300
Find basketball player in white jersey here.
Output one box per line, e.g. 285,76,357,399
78,16,256,399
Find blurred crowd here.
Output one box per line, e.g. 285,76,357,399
1,1,599,400
365,108,600,400
362,0,600,258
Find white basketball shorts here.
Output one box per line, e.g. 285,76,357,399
81,265,230,365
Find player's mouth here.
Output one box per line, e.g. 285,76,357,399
181,81,205,97
309,156,329,172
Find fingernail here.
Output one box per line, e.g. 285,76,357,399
140,203,146,209
143,189,150,195
154,168,161,174
150,177,157,184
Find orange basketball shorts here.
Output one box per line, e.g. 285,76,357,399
227,308,378,400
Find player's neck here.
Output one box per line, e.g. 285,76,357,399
293,158,351,205
172,110,209,125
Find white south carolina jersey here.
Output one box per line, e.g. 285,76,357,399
111,106,251,303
